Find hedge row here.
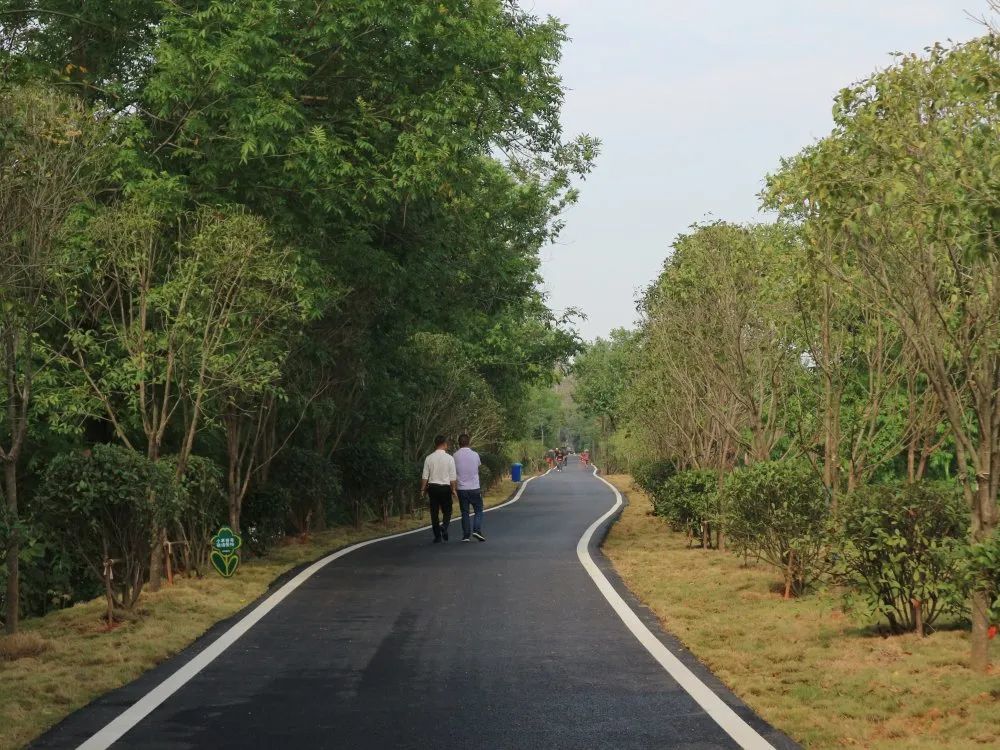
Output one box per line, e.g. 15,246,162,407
644,460,1000,634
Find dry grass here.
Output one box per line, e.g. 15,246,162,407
0,479,518,750
0,632,50,662
602,474,1000,749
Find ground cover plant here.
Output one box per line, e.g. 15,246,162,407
603,476,999,749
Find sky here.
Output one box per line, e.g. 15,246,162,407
533,0,989,341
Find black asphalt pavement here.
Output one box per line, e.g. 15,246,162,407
35,457,797,750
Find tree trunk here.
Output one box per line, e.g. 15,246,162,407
102,540,115,626
3,460,19,634
147,438,164,592
911,598,924,638
783,550,795,600
970,476,997,672
228,484,242,535
971,590,991,672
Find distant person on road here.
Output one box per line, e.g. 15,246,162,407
545,447,556,469
555,448,564,471
454,433,486,542
420,434,457,543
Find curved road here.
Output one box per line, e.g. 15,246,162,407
36,458,796,749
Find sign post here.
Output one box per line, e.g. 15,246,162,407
210,526,242,578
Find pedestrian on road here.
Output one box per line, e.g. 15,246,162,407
420,434,457,543
454,433,486,542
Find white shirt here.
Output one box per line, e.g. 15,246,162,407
422,449,457,486
454,447,481,490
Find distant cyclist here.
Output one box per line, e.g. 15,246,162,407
555,447,564,471
545,447,557,470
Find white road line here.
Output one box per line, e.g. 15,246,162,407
580,467,775,750
76,471,548,750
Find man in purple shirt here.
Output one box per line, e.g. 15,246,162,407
454,433,485,542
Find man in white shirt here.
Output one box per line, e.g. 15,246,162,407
420,434,457,543
454,433,485,542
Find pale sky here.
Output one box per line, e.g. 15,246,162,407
535,1,989,341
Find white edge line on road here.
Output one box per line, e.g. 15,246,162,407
581,467,775,750
76,469,551,750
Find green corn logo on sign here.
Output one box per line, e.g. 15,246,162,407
210,526,242,578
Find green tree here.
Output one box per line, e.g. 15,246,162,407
768,37,1000,670
0,86,108,632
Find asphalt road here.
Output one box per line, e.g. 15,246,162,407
36,457,797,750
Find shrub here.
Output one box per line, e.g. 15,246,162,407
963,531,1000,625
838,481,967,634
651,469,720,547
166,455,227,574
272,448,342,534
336,443,414,526
33,445,181,612
244,448,342,552
505,439,546,474
479,452,506,490
241,485,287,556
723,461,831,597
632,459,676,495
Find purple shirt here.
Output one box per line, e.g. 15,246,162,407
454,447,481,491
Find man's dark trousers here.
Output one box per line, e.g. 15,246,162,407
427,484,453,540
458,489,484,538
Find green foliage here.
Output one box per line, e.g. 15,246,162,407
478,452,507,491
241,487,287,557
838,482,968,633
724,461,832,596
264,449,342,535
964,533,1000,623
505,438,547,474
33,445,180,610
632,460,676,495
0,0,594,627
336,442,416,527
651,470,719,544
572,329,635,431
166,455,227,574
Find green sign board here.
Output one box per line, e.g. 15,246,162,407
210,526,242,578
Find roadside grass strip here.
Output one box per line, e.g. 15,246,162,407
601,475,1000,749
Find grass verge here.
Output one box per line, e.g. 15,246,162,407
601,474,999,749
0,478,519,750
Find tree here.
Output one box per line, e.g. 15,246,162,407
639,223,803,469
34,444,180,619
768,38,1000,670
0,86,107,632
64,194,307,583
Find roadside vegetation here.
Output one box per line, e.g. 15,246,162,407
571,26,1000,699
603,476,998,749
0,1,594,744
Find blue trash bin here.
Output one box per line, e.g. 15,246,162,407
511,463,523,482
